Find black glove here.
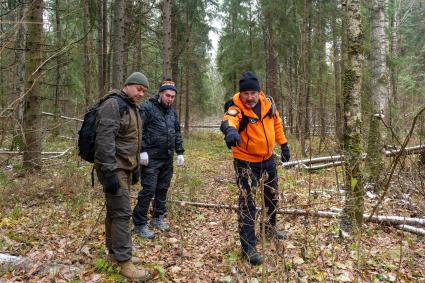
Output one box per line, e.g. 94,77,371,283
103,174,120,194
225,128,241,149
281,143,290,163
131,169,140,185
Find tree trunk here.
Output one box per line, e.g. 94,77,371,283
122,1,132,79
162,0,172,79
389,0,399,136
366,0,389,186
263,1,278,100
332,0,343,145
52,0,62,137
111,0,125,89
83,0,96,106
12,2,27,150
23,0,44,171
184,63,190,136
298,0,309,156
103,0,108,94
96,0,104,98
317,0,327,148
340,0,365,234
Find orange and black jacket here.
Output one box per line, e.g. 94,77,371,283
220,91,287,163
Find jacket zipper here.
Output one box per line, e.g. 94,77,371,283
245,126,249,150
260,119,269,154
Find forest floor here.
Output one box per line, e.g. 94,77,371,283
0,131,424,282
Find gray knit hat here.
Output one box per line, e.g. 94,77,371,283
124,72,149,88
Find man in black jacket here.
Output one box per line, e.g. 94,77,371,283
133,79,185,239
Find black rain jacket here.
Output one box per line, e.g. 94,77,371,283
140,95,184,159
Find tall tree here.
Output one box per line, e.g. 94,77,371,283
23,0,44,170
340,0,365,234
111,0,126,88
261,0,278,100
317,0,328,147
52,0,62,137
162,0,172,79
97,0,108,97
332,0,343,144
297,0,310,156
366,0,389,186
12,2,26,149
83,0,96,106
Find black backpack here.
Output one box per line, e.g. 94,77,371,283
78,94,130,163
223,95,276,133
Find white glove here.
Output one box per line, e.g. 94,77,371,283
176,155,184,167
140,152,149,166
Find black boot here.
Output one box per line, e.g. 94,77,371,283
242,247,263,265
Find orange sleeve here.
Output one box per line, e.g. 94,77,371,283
223,105,242,130
273,110,287,145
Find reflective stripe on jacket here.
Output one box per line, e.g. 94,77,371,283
222,91,287,163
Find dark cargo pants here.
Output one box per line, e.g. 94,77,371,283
97,168,133,262
133,157,173,226
234,157,279,252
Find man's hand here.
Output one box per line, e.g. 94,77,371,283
281,143,290,163
225,129,241,149
176,155,184,167
103,174,120,194
140,152,149,166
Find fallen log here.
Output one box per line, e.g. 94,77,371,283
385,144,425,156
396,224,425,236
281,145,425,170
169,200,425,227
0,149,70,156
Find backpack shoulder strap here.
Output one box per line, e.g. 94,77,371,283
103,94,130,117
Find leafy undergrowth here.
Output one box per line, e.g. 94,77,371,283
0,131,424,282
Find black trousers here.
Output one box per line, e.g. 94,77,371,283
133,157,173,226
234,156,279,252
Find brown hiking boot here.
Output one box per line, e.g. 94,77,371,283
118,260,150,281
106,254,142,265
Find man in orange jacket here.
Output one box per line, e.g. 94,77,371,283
220,71,290,265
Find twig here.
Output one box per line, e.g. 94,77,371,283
42,111,84,122
41,148,72,160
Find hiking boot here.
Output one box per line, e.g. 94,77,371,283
134,225,155,239
106,254,142,265
151,215,170,232
266,229,287,240
242,248,263,265
118,260,150,281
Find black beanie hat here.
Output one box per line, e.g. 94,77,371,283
239,71,260,92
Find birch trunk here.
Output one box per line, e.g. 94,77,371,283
340,0,365,234
366,0,389,186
